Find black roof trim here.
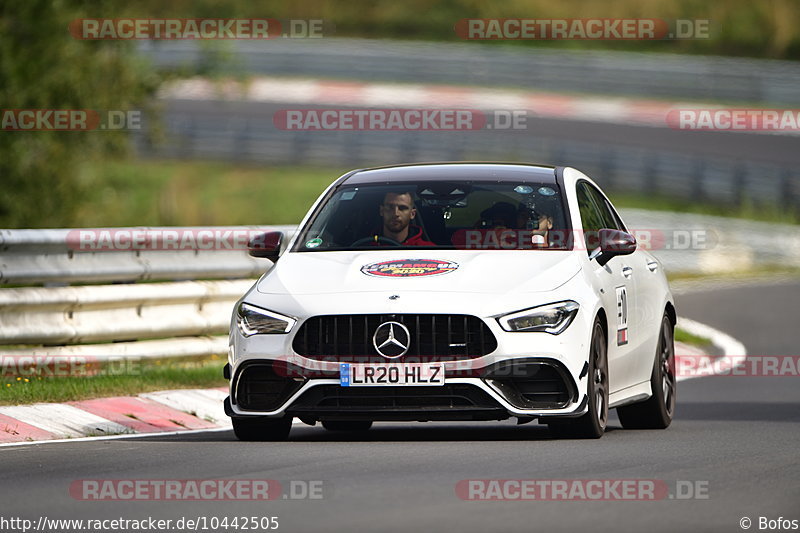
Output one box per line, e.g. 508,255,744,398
342,162,558,185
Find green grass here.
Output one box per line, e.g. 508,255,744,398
667,265,800,282
0,357,226,406
674,327,713,349
610,192,800,226
75,158,350,227
73,158,797,228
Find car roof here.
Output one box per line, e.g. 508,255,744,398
342,162,558,185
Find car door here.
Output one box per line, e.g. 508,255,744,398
583,183,663,388
599,191,665,385
576,181,638,393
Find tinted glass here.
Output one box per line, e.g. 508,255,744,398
584,183,621,231
576,182,606,253
293,181,570,251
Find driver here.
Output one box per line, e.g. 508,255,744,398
369,191,435,246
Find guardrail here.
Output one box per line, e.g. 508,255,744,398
0,226,294,285
0,226,294,360
2,215,797,360
0,280,252,345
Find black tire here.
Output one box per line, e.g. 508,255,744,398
617,314,676,429
232,416,292,441
322,420,373,431
548,318,608,439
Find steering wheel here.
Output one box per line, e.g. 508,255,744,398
350,236,402,247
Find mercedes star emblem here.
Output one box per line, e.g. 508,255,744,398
373,321,411,359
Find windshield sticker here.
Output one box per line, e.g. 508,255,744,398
361,259,459,278
305,238,323,248
341,191,357,200
538,186,556,196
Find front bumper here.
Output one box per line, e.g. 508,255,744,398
225,356,589,422
227,303,595,422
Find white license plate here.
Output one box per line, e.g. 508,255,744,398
339,363,445,387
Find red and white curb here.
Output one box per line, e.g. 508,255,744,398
0,388,228,445
0,318,744,446
158,76,792,135
675,316,748,379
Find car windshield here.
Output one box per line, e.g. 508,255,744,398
293,181,571,251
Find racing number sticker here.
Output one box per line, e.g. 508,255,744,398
615,285,629,346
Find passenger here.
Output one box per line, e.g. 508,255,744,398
477,201,517,229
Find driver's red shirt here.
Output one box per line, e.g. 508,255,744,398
371,225,435,246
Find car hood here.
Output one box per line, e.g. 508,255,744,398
256,250,581,296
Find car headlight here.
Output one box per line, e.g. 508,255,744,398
236,302,296,336
497,301,579,334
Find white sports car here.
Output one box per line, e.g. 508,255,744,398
225,163,676,440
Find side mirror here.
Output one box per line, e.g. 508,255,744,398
595,228,636,267
248,231,283,262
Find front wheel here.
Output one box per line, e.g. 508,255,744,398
232,416,292,441
617,314,676,429
548,318,608,439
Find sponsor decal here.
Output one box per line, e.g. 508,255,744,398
360,259,459,278
615,285,629,346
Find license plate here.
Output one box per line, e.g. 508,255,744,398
339,363,445,387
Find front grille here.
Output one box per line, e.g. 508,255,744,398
292,314,497,360
289,384,502,410
234,363,304,411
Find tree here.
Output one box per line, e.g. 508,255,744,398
0,0,159,227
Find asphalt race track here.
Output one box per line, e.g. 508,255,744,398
1,279,798,533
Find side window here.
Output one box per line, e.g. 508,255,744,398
585,184,621,231
576,183,605,253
